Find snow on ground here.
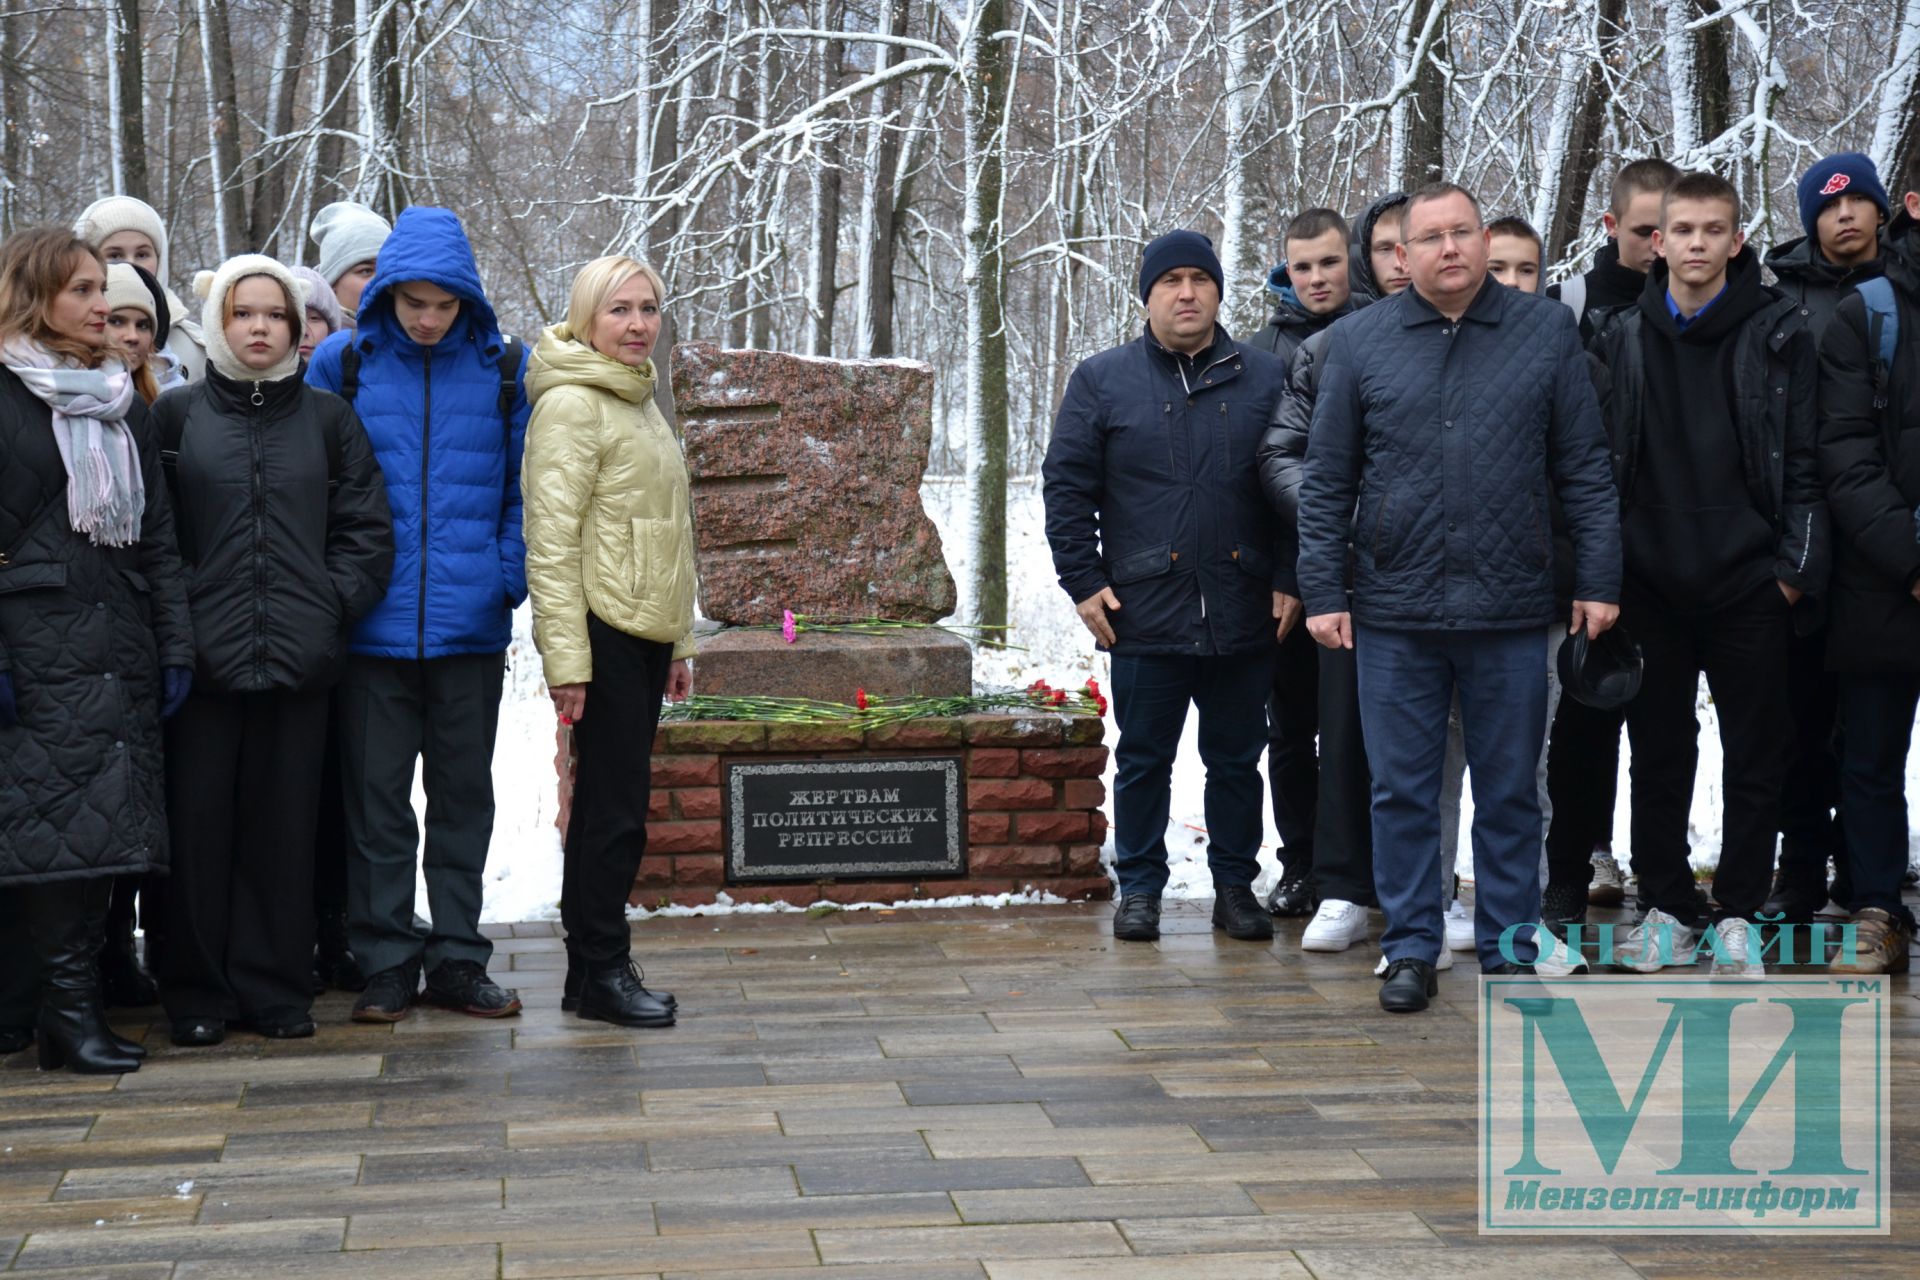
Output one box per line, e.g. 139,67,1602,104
470,477,1919,922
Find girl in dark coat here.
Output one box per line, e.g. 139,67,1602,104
0,227,194,1074
153,256,392,1046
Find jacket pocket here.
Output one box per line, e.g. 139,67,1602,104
1108,543,1174,586
628,516,695,634
0,563,68,594
1230,542,1272,582
1367,491,1397,569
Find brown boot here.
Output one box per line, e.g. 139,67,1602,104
1828,908,1912,975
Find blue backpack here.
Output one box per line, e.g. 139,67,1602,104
1857,276,1900,410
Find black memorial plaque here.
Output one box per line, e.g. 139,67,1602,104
723,756,966,882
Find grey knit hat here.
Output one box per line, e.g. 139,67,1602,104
290,264,344,335
309,201,391,285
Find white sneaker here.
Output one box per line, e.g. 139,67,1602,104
1375,946,1452,975
1444,899,1475,951
1614,908,1699,973
1708,918,1767,980
1532,924,1590,976
1588,849,1627,906
1301,899,1369,952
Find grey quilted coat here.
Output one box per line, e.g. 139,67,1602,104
1295,277,1621,628
0,367,193,885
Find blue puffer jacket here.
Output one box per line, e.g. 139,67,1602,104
1295,277,1620,629
306,207,529,659
1042,325,1290,656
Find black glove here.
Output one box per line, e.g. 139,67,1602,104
161,666,193,719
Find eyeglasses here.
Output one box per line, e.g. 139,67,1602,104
1406,227,1483,250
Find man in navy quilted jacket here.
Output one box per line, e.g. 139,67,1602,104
1296,183,1621,1011
1042,231,1293,946
306,207,529,1024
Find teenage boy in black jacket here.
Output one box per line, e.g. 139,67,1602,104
1589,171,1827,978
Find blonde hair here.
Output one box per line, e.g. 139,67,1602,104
0,228,109,368
565,254,666,340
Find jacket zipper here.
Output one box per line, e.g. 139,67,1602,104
250,381,267,687
418,352,432,661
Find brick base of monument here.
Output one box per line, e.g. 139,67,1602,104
554,711,1114,909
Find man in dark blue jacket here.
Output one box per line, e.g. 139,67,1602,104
1297,183,1621,1010
1043,230,1291,944
306,206,529,1024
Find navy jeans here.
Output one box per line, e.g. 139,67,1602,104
1354,625,1548,970
1110,649,1274,899
1835,673,1920,922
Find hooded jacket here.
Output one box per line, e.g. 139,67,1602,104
0,374,192,885
1817,210,1920,672
1295,277,1620,630
1348,193,1409,303
1042,325,1290,655
1589,250,1826,621
522,325,696,686
1244,263,1351,369
1764,233,1885,346
1548,239,1648,342
305,207,529,660
152,368,392,694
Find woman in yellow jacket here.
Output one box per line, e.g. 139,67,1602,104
523,254,694,1028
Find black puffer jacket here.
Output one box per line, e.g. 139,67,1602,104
1547,239,1647,343
1042,325,1290,655
0,368,193,885
1296,276,1620,629
1764,234,1885,346
1589,252,1827,620
1245,263,1350,369
152,369,392,693
1818,212,1920,672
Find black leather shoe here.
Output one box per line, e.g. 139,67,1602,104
170,1019,225,1047
1265,873,1318,918
423,961,522,1018
1212,884,1275,941
1762,869,1827,923
240,1007,316,1039
1379,958,1438,1013
564,948,672,1013
0,1026,33,1054
352,964,420,1023
1112,894,1161,941
313,911,368,994
1484,962,1536,975
577,959,675,1027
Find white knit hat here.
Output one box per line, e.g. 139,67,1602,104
309,201,391,285
194,255,310,383
74,195,172,289
104,263,158,326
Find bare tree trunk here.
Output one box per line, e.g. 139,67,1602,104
1692,0,1732,145
964,0,1010,632
1217,0,1263,335
196,0,246,258
1395,0,1449,190
853,0,909,357
106,0,149,201
308,0,358,222
1871,0,1920,190
1544,0,1627,264
805,0,842,356
246,4,309,253
0,1,23,234
356,0,408,220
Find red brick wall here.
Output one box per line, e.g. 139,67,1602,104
556,713,1112,909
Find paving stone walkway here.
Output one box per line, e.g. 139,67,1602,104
1,901,1912,1277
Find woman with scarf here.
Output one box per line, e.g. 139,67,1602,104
0,227,193,1073
151,257,391,1046
523,255,693,1028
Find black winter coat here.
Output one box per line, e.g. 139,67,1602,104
1588,256,1828,620
1817,213,1920,672
1042,326,1290,655
1295,276,1620,629
0,368,193,885
1244,263,1349,370
1764,234,1885,347
153,369,393,693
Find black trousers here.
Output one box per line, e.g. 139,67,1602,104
1622,581,1791,923
1311,644,1375,905
313,696,350,921
1778,626,1844,885
563,615,672,965
1835,672,1920,920
160,689,329,1023
1543,696,1623,889
1266,626,1319,879
337,652,505,977
0,890,37,1030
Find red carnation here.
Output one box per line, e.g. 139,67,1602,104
855,688,869,711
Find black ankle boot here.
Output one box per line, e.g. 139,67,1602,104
577,958,675,1027
313,911,367,993
31,881,141,1074
564,947,672,1012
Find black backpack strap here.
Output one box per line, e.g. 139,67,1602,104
495,337,521,441
339,343,360,406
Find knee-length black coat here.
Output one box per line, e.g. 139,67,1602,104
0,366,193,885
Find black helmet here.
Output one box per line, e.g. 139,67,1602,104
1558,624,1643,710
